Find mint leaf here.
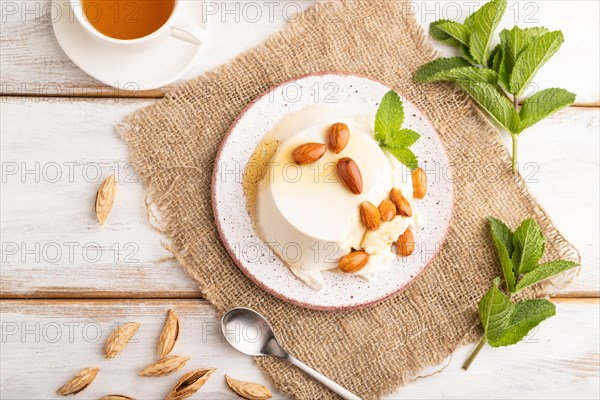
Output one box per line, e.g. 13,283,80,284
515,260,579,293
478,278,556,347
478,278,513,344
497,30,511,89
465,0,507,64
491,48,503,73
510,31,564,96
429,20,462,47
461,44,478,65
489,217,516,292
489,217,514,254
505,26,529,68
499,27,528,89
374,90,403,143
437,21,470,46
487,44,501,69
511,218,545,274
385,128,420,148
489,299,555,346
415,66,498,84
517,88,576,132
523,27,550,42
414,57,472,83
373,91,422,171
498,26,550,91
456,80,519,132
385,147,418,171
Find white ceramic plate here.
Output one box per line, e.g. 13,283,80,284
51,0,208,91
212,73,453,310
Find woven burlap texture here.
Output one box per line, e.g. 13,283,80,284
117,1,580,399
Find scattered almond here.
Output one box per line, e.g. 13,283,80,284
336,157,363,194
360,201,381,230
225,375,272,400
99,396,134,400
158,309,180,358
165,368,216,400
390,188,412,217
397,228,415,256
103,322,140,359
57,367,99,396
338,250,369,273
292,143,326,165
95,175,117,225
328,122,350,154
378,200,397,221
412,168,427,199
139,355,190,377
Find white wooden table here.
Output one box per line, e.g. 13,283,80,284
1,1,599,399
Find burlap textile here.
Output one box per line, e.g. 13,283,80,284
117,1,580,398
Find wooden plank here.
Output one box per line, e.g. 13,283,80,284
1,0,598,105
0,299,275,399
399,298,600,399
0,299,598,399
502,106,600,296
1,98,598,298
0,98,201,298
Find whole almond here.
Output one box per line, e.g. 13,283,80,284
390,188,412,217
57,367,99,396
397,228,415,256
100,396,134,400
139,355,190,377
336,157,363,194
165,368,216,400
158,309,180,358
378,200,397,221
95,175,116,225
328,122,350,153
103,322,140,359
360,201,381,230
225,375,273,400
338,250,369,273
412,168,427,199
292,143,326,165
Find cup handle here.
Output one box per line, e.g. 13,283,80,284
170,17,205,45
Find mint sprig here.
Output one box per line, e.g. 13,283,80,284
374,90,421,171
413,0,575,173
489,217,578,294
477,277,556,347
463,217,579,370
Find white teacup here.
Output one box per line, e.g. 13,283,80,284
69,0,205,49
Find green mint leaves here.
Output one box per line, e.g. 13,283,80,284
518,88,576,132
465,0,507,64
413,0,576,172
509,31,564,96
464,216,579,370
489,217,578,294
374,90,421,171
479,278,556,347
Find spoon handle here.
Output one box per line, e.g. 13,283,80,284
286,354,361,400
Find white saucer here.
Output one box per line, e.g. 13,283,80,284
51,1,208,91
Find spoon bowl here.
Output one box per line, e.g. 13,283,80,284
221,307,361,400
221,307,287,358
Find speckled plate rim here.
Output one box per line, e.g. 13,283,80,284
212,72,454,311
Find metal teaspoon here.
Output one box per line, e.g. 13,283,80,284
221,307,361,400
